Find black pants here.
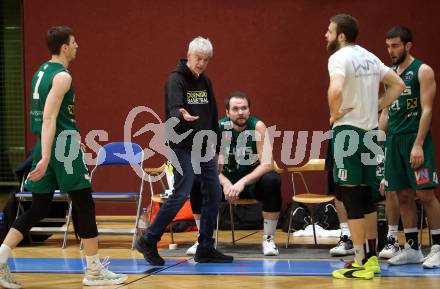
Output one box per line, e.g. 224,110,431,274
142,148,222,248
190,171,282,214
12,188,98,239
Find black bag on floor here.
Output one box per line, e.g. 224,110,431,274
314,201,340,230
218,202,263,230
281,202,311,232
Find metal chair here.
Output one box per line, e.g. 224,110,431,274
216,161,284,247
217,199,259,246
15,176,73,248
286,159,334,247
89,142,145,249
144,163,177,244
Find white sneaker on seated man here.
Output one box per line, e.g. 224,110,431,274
186,218,280,256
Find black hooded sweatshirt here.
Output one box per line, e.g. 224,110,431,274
165,59,220,152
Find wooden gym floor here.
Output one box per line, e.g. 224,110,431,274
6,218,440,289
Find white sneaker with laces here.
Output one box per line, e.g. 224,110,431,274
387,242,424,265
262,235,279,256
82,257,128,286
0,263,21,289
329,235,355,256
422,244,440,269
379,236,400,259
186,241,198,256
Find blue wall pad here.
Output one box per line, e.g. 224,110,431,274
8,258,440,277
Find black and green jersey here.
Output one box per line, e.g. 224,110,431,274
388,59,423,135
30,62,79,136
220,116,260,197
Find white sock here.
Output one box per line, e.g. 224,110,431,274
0,244,12,264
86,254,100,268
340,222,350,237
387,225,399,239
354,245,365,265
263,219,278,237
195,219,201,232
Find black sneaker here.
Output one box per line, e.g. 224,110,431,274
194,247,234,263
135,238,165,266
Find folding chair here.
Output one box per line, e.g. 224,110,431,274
89,142,145,249
144,163,177,244
286,159,334,247
217,199,259,246
15,176,73,248
216,161,284,247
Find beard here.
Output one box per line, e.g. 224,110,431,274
392,50,407,66
232,118,248,128
326,38,340,54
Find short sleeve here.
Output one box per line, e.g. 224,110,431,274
328,53,346,77
378,61,391,80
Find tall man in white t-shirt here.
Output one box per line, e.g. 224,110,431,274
325,14,405,280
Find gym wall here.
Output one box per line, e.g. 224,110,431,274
23,0,440,213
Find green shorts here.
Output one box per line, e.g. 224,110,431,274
24,134,91,194
384,133,438,191
332,125,379,187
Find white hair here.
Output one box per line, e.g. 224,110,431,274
188,36,213,57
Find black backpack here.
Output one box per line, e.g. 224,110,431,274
314,201,339,230
281,202,311,232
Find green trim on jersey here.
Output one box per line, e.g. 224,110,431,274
219,116,260,197
388,59,423,135
30,62,79,136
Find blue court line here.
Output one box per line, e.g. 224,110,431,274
8,258,440,277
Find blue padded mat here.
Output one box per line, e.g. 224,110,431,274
8,258,440,277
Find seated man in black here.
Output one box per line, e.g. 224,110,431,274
188,91,282,256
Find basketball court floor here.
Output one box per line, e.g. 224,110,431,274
7,225,440,289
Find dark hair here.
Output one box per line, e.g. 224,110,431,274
330,14,359,43
386,25,413,44
46,26,74,55
225,91,251,110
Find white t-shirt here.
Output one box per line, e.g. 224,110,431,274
328,45,390,131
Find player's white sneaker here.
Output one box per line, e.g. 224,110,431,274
83,257,128,286
329,235,355,256
379,236,400,259
263,235,279,256
422,244,440,269
388,242,423,265
0,263,21,289
186,241,198,256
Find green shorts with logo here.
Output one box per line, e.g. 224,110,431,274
384,133,438,191
332,125,379,187
24,134,91,194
